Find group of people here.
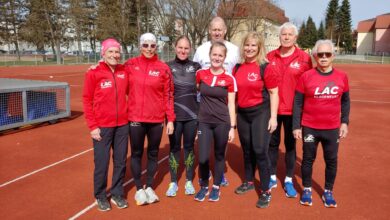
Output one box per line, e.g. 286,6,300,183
82,16,350,212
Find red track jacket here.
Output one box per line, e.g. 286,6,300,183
82,62,128,131
125,54,175,123
267,46,312,115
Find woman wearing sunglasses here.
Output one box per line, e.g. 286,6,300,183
194,42,237,202
125,33,175,206
232,32,279,208
292,39,350,208
165,36,202,197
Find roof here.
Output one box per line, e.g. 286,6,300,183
217,0,288,25
357,13,390,32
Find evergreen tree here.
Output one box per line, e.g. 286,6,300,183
325,0,338,41
337,0,353,52
305,16,317,48
317,21,326,40
297,22,308,48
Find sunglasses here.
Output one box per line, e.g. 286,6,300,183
142,44,156,49
316,52,333,58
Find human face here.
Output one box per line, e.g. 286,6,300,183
103,47,120,67
175,38,191,61
209,21,227,42
244,38,259,62
141,40,157,58
315,44,334,69
209,46,226,69
279,27,297,48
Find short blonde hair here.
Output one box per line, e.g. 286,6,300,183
240,32,266,64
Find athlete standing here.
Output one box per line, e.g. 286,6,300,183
165,36,201,197
293,39,350,208
194,42,237,202
125,33,175,205
267,22,312,197
233,32,279,208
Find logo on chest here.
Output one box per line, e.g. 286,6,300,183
100,80,112,89
116,73,125,79
186,66,195,73
247,73,259,81
217,80,226,86
290,61,300,69
314,81,339,98
149,70,160,77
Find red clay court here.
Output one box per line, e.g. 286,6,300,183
0,64,389,219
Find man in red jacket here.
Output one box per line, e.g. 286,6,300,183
82,38,129,211
267,22,313,198
125,33,175,206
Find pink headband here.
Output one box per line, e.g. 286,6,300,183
101,38,121,56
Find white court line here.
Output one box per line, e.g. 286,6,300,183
68,155,169,220
0,148,93,188
352,99,390,104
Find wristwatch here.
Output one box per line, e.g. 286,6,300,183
230,125,237,129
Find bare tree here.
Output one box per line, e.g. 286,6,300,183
217,0,246,41
149,0,177,43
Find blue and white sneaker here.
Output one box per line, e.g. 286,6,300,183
220,173,229,187
208,186,220,202
194,187,209,202
166,182,178,197
269,178,277,190
284,181,297,198
185,180,195,195
322,190,337,208
300,189,313,206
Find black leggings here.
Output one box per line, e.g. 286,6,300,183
237,104,271,191
301,126,339,190
197,122,230,187
93,124,128,199
269,115,296,177
129,122,163,190
168,119,197,182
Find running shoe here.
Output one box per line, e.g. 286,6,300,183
234,182,255,195
208,186,221,202
134,188,148,206
300,189,313,206
145,187,159,204
110,195,128,209
96,197,111,211
269,178,277,190
166,182,178,197
194,187,209,202
322,190,337,208
185,180,195,195
220,173,229,187
284,181,297,198
256,191,271,208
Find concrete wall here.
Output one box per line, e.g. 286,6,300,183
356,32,374,54
375,29,390,53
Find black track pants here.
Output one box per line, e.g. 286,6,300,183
129,122,163,190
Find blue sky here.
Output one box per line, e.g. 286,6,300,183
277,0,390,29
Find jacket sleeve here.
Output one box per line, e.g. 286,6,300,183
82,70,98,131
164,66,176,122
292,91,304,130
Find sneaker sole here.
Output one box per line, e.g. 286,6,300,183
96,200,111,211
322,196,337,208
300,200,312,206
194,192,209,202
284,190,298,198
208,193,221,202
256,203,270,208
110,199,128,209
166,188,178,197
136,201,148,206
185,190,195,195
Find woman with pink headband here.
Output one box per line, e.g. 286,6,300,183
82,38,129,211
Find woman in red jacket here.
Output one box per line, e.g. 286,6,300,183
233,32,279,208
125,33,175,206
82,38,129,211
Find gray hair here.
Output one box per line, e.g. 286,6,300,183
279,22,298,36
312,39,335,55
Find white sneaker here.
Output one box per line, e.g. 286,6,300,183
145,187,159,204
134,189,148,206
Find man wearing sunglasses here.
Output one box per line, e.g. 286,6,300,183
266,22,313,198
292,39,350,208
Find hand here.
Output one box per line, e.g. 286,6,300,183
293,128,302,139
90,128,102,141
228,128,235,142
339,123,348,138
166,122,174,135
268,117,277,133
